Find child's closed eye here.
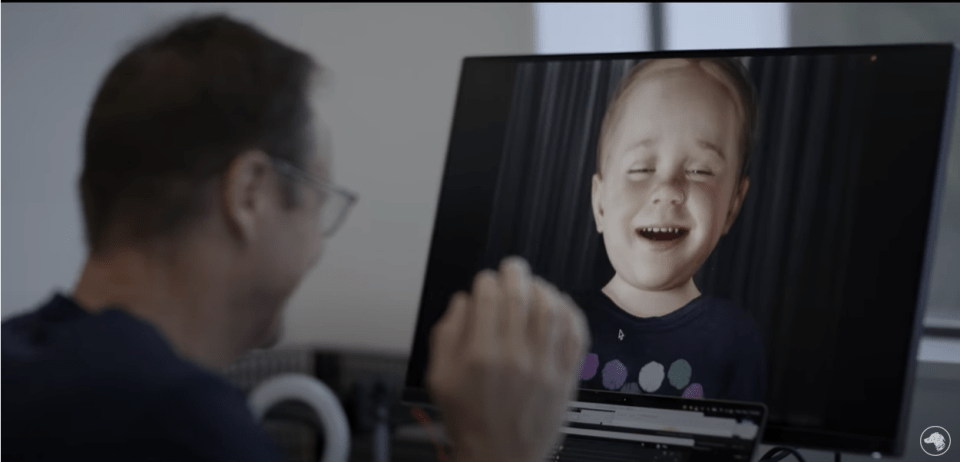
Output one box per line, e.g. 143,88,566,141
686,169,714,176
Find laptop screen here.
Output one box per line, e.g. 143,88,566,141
553,390,766,462
403,45,956,455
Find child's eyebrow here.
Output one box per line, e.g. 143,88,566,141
625,138,657,152
697,139,726,160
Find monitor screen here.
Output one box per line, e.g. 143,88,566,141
403,45,957,456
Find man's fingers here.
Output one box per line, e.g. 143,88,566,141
548,292,575,379
499,257,532,312
432,292,469,354
468,270,501,356
428,292,469,381
554,303,584,381
559,294,591,375
500,257,533,355
529,278,561,364
430,267,588,462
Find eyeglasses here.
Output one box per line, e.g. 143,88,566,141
271,159,358,237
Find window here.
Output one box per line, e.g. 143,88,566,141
535,3,650,54
663,3,789,50
535,3,789,54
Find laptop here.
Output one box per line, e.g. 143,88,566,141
554,390,767,462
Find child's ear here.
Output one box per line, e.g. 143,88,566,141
591,174,605,234
723,176,750,235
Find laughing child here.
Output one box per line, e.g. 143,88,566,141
575,58,767,403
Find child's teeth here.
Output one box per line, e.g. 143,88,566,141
642,227,686,233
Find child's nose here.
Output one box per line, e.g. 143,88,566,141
650,176,686,205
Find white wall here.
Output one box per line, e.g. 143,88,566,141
0,3,536,355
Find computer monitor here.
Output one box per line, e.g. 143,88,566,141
403,44,958,456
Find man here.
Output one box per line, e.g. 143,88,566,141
1,13,589,462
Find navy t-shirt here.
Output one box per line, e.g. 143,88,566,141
1,294,285,462
572,291,767,403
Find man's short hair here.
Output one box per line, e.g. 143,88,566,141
596,57,759,180
80,14,320,252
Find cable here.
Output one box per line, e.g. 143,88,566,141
410,407,452,462
759,446,806,462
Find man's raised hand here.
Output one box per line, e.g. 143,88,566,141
427,257,590,462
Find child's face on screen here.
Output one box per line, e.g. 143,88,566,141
591,60,750,292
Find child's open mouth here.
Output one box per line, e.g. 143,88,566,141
637,227,689,241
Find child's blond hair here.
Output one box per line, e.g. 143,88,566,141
595,58,759,180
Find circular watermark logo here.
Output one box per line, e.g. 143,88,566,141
920,426,951,456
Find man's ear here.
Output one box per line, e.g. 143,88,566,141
221,149,275,245
723,176,750,235
591,174,605,234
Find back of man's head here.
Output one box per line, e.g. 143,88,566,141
81,14,320,253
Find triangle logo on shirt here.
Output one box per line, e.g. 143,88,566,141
618,329,625,341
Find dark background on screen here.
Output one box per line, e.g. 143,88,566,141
405,47,955,454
